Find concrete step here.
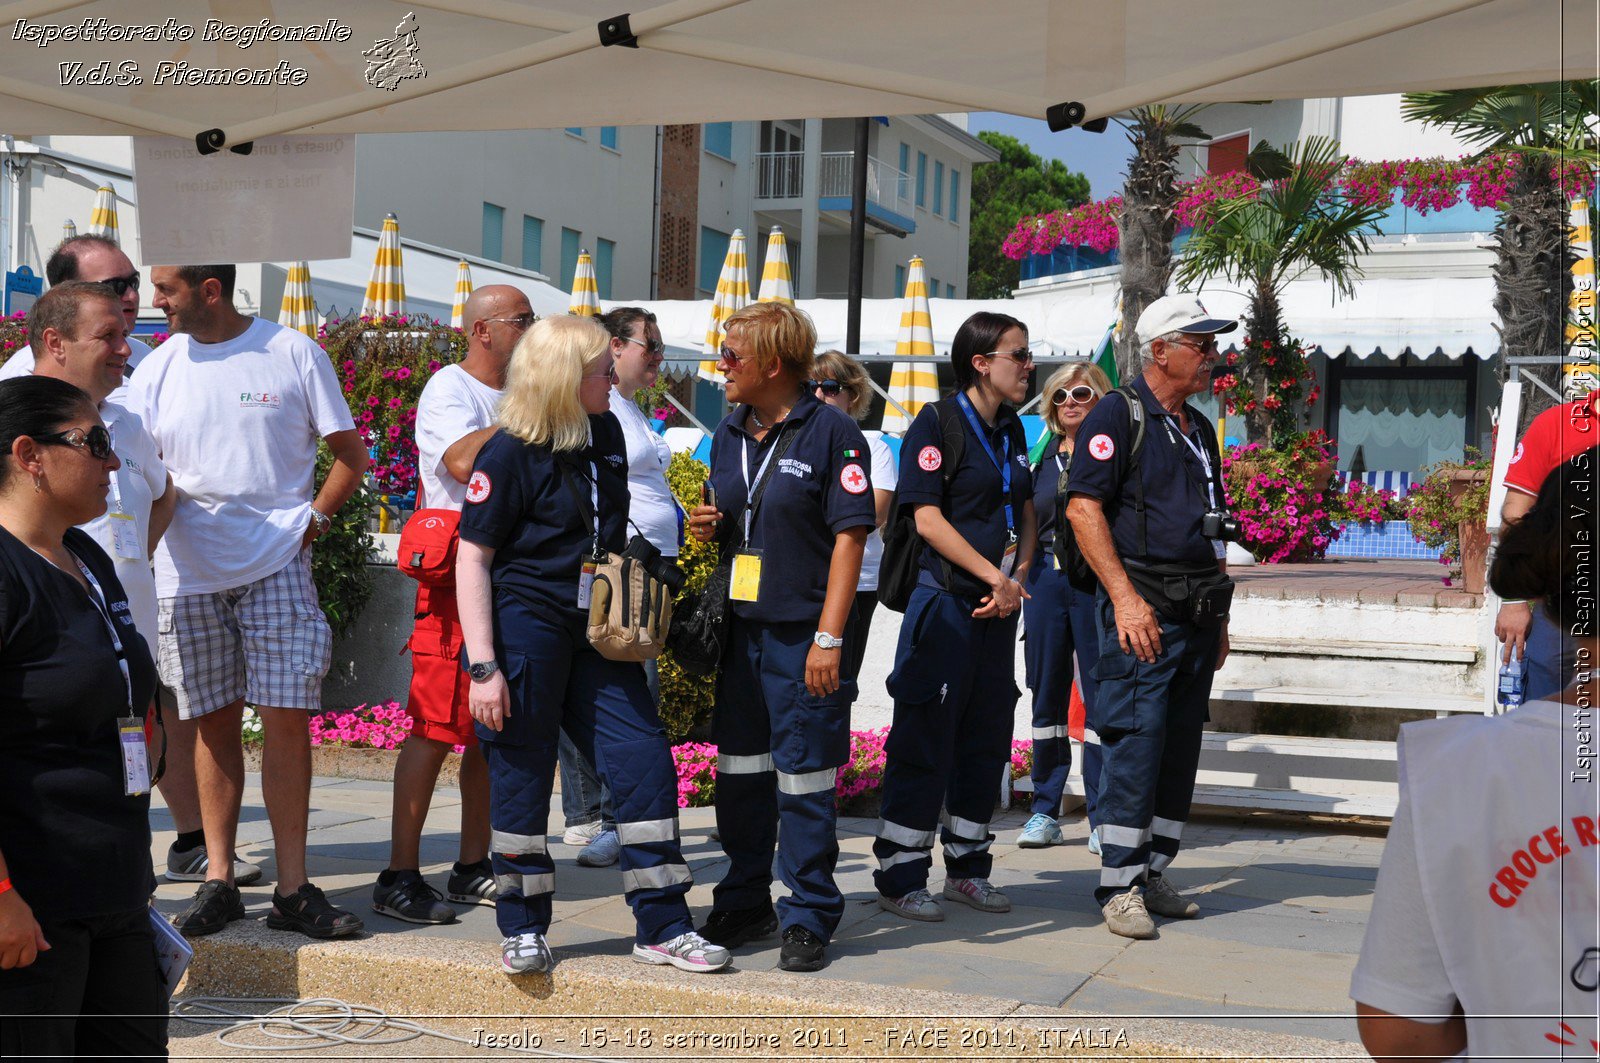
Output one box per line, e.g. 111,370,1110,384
1226,636,1476,665
1211,684,1483,717
1216,638,1481,701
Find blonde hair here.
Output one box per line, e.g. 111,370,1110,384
812,350,873,420
1041,362,1114,435
723,302,815,381
498,315,610,452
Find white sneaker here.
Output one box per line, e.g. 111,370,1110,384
631,930,731,973
500,932,553,974
877,888,945,922
943,876,1012,913
562,820,603,847
1102,886,1157,939
1144,875,1200,919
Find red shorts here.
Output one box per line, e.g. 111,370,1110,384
405,583,476,747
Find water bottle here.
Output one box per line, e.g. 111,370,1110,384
1498,648,1528,709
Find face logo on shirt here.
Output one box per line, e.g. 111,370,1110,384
1511,441,1524,465
839,463,869,495
918,445,942,472
240,391,281,409
465,470,492,504
1088,434,1115,461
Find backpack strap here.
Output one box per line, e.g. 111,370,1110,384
1113,385,1148,557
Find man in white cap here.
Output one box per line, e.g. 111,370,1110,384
1065,293,1238,940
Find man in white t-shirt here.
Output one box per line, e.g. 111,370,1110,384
128,263,370,941
0,235,153,395
372,285,530,925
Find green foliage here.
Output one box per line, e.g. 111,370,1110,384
1402,82,1600,162
969,131,1090,298
310,443,376,641
1403,451,1492,566
657,451,718,744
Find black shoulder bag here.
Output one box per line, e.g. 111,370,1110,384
877,399,967,612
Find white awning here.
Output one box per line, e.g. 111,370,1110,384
1,1,1588,142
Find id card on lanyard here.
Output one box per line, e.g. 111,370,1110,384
954,393,1019,577
731,426,787,602
103,422,141,561
75,554,146,795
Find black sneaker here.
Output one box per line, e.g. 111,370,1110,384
266,883,364,939
372,872,457,925
172,880,246,938
445,860,498,906
697,902,778,948
778,926,826,972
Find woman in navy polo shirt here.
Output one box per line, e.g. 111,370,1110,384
687,302,875,973
872,311,1036,922
456,315,728,977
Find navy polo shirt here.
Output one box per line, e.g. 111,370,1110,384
707,393,876,624
897,398,1030,599
1067,375,1222,568
1030,434,1071,549
459,414,630,617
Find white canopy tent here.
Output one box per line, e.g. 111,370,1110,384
1,1,1590,145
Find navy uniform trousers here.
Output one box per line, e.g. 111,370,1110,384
483,602,693,945
1090,589,1222,906
1022,561,1103,823
712,616,854,943
873,585,1020,898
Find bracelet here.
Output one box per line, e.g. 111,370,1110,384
0,877,12,897
1501,599,1527,605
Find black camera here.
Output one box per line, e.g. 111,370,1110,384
1201,509,1240,542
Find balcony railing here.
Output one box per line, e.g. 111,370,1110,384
819,152,912,216
756,151,805,199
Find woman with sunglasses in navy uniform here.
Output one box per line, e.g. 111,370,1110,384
872,311,1036,922
687,303,875,973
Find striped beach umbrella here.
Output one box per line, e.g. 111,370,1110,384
361,213,406,318
87,186,119,240
450,260,473,329
757,226,794,305
61,219,77,241
700,228,750,384
278,261,318,338
881,256,938,434
568,251,600,317
1565,197,1598,399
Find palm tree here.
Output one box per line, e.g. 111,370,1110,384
1402,82,1598,424
1176,136,1389,446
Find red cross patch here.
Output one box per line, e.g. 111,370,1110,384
1510,441,1524,465
465,470,492,504
840,463,868,495
1088,434,1115,461
918,445,942,472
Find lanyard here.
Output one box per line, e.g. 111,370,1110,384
1160,414,1217,509
102,411,126,514
585,460,602,557
954,393,1015,539
74,553,133,715
738,424,788,542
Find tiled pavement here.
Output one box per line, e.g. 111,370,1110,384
1232,558,1482,609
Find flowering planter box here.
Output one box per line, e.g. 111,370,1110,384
243,743,464,786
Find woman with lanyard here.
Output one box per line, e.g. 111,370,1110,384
457,315,727,977
687,303,875,973
0,376,166,1058
872,310,1036,922
1017,363,1113,853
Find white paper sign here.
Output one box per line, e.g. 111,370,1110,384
132,134,354,265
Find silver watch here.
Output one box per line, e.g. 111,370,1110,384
812,631,844,650
309,508,332,536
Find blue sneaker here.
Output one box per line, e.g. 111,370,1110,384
1087,826,1102,856
577,829,620,868
1016,813,1064,848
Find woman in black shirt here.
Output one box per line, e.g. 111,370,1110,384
0,376,166,1059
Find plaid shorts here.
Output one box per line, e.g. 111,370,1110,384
157,551,334,720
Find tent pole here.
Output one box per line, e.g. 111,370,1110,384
846,117,869,355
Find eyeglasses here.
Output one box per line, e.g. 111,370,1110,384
806,379,845,396
717,345,750,367
97,272,140,297
1171,334,1219,354
622,335,665,356
485,312,537,330
982,347,1034,367
1051,384,1098,406
582,365,617,381
37,424,113,460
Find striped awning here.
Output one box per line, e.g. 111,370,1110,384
882,256,938,434
568,251,600,317
451,259,474,329
278,261,318,338
361,213,406,317
87,186,118,241
699,228,750,384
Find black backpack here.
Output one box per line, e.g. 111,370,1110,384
1052,384,1147,587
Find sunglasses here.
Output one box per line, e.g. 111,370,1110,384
1051,384,1098,406
98,272,140,297
38,424,113,460
807,379,845,396
485,312,537,330
717,345,749,367
623,335,666,356
1172,334,1219,354
983,347,1034,367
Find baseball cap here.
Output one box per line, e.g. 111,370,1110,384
1136,294,1239,346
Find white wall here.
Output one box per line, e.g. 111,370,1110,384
1338,93,1472,161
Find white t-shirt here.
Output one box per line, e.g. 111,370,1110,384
609,386,678,558
1,336,153,407
857,431,897,592
1351,699,1599,1060
76,400,165,642
127,318,355,596
414,364,502,512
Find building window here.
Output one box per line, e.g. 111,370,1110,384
949,170,960,222
595,238,615,300
933,161,944,216
560,227,581,287
929,276,939,297
565,126,584,138
894,264,906,295
599,126,618,151
698,226,731,295
481,202,505,261
916,152,927,208
704,122,734,160
1207,132,1249,175
946,283,955,299
521,215,543,272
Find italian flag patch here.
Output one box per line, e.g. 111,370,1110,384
842,448,862,459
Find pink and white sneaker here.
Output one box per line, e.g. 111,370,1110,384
631,930,731,973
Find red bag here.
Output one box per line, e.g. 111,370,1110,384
396,508,461,586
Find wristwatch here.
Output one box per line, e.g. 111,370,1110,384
812,631,844,651
308,508,332,537
467,659,500,682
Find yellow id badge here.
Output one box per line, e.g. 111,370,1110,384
730,550,763,602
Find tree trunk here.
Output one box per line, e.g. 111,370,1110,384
1117,115,1181,384
1492,154,1571,430
1243,283,1282,444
